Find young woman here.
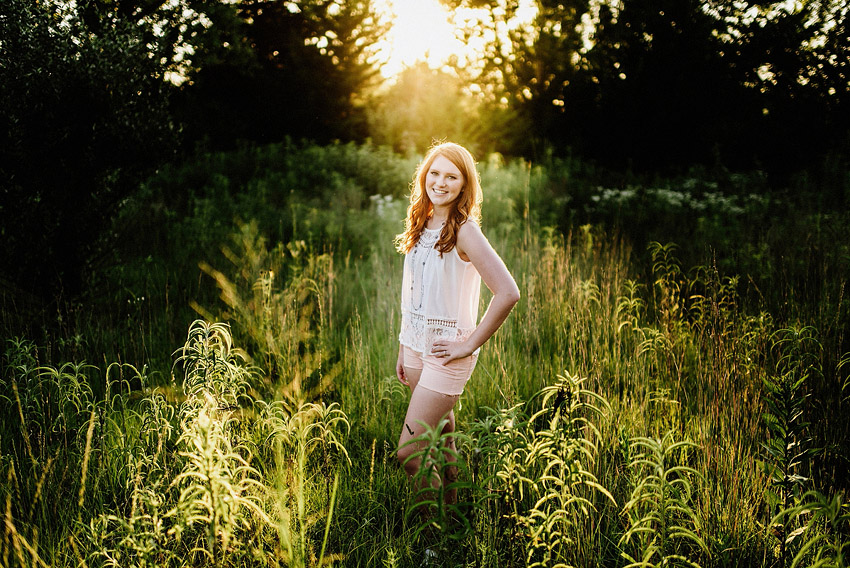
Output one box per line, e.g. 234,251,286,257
395,142,520,505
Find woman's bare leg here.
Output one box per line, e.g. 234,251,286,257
398,365,461,514
397,374,459,495
441,412,458,506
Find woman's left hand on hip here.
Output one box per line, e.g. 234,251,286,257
430,340,473,365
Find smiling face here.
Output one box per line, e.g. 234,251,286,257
425,155,465,214
398,142,482,254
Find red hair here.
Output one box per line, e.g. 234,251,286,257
395,142,483,255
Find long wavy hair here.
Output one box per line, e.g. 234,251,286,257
395,142,483,255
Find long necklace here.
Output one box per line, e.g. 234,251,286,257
410,226,440,311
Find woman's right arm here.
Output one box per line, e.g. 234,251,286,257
396,344,408,385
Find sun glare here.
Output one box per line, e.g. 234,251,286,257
375,0,538,79
376,0,465,78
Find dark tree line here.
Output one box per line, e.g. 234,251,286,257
1,0,183,295
0,0,385,296
178,0,386,148
590,0,849,178
448,0,849,180
1,0,848,298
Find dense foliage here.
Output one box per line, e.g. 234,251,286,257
0,0,185,294
446,0,850,175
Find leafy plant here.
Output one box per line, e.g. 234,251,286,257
619,431,708,568
469,371,614,566
194,222,335,400
258,399,350,567
87,479,179,568
762,326,822,564
649,241,686,330
402,417,480,543
173,403,269,566
617,279,646,333
174,320,254,411
774,489,849,568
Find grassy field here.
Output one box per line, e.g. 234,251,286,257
1,141,848,566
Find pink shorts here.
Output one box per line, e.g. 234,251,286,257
403,345,478,396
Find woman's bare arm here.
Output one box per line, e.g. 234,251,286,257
432,222,519,364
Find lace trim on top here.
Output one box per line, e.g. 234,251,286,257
398,309,476,354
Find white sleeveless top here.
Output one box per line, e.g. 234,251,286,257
399,225,481,354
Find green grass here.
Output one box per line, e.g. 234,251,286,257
1,141,848,566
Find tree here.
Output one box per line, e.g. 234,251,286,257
580,0,744,170
443,0,595,156
178,0,387,149
706,0,850,177
0,0,197,295
445,0,849,175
